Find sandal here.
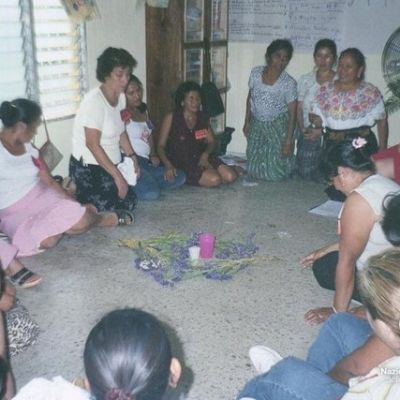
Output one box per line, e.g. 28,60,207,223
115,209,134,226
9,267,42,289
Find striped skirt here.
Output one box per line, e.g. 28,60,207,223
246,113,294,181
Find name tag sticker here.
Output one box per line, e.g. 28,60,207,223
195,129,208,140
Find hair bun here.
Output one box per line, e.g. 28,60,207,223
0,101,21,127
105,388,133,400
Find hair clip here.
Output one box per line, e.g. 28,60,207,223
352,137,367,149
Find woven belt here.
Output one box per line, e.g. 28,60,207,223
325,127,371,142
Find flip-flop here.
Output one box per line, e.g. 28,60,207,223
115,209,134,226
9,267,42,289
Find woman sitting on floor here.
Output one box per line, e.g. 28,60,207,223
238,249,400,400
124,74,186,200
13,308,182,400
0,99,132,286
69,47,138,216
157,81,237,187
301,134,399,325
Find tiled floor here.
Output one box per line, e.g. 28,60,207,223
13,177,337,399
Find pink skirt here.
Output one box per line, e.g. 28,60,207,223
0,182,86,257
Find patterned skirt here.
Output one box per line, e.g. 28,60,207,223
296,135,323,180
69,156,137,213
246,113,294,181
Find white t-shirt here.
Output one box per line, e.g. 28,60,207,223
0,142,40,209
72,87,126,165
339,174,400,270
126,120,152,159
343,356,400,400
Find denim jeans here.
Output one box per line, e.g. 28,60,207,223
237,313,373,400
134,156,186,200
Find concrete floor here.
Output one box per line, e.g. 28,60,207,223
12,177,338,399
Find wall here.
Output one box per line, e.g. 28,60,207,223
43,0,146,176
226,42,400,155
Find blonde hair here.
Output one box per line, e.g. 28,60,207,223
359,249,400,336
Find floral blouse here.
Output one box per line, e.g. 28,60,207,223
312,80,386,130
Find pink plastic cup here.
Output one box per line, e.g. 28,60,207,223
199,233,215,259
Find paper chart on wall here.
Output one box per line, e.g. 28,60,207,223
229,0,400,53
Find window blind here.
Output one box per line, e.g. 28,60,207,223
0,0,87,120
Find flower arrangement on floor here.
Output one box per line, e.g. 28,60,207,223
118,232,270,287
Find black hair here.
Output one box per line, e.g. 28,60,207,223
313,38,337,60
0,99,42,128
84,308,172,400
265,39,294,61
96,47,137,83
320,134,377,180
339,48,366,81
127,74,147,113
382,192,400,246
174,81,201,111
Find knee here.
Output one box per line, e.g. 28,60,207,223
138,189,161,201
224,169,238,183
207,174,222,187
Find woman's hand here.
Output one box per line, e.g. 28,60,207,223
349,305,367,319
164,166,177,182
308,113,322,128
150,155,160,167
304,307,334,326
301,243,337,268
114,175,129,199
281,142,293,157
198,152,212,169
132,156,141,179
303,127,322,141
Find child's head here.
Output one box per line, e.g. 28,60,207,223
359,249,400,352
84,308,181,400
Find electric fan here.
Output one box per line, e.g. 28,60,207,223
382,27,400,112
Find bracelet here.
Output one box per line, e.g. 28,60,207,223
332,306,338,314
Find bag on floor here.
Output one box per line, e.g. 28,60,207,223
38,118,63,172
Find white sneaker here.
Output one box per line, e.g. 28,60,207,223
249,345,283,374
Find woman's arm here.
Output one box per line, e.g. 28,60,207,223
157,113,176,181
329,334,394,386
120,131,140,177
243,90,251,137
334,192,376,312
297,100,305,134
376,118,388,150
37,159,71,198
282,100,297,157
198,128,216,168
85,128,128,199
148,135,160,166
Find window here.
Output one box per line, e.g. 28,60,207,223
0,0,87,120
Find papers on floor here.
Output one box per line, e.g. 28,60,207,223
309,200,343,218
219,154,247,170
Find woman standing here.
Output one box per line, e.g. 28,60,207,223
243,39,297,181
157,81,237,187
124,74,185,200
69,47,138,215
312,48,387,151
296,39,337,180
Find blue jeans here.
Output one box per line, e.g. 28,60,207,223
238,313,373,400
134,156,186,200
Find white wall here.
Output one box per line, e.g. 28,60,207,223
226,42,400,155
42,0,146,176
